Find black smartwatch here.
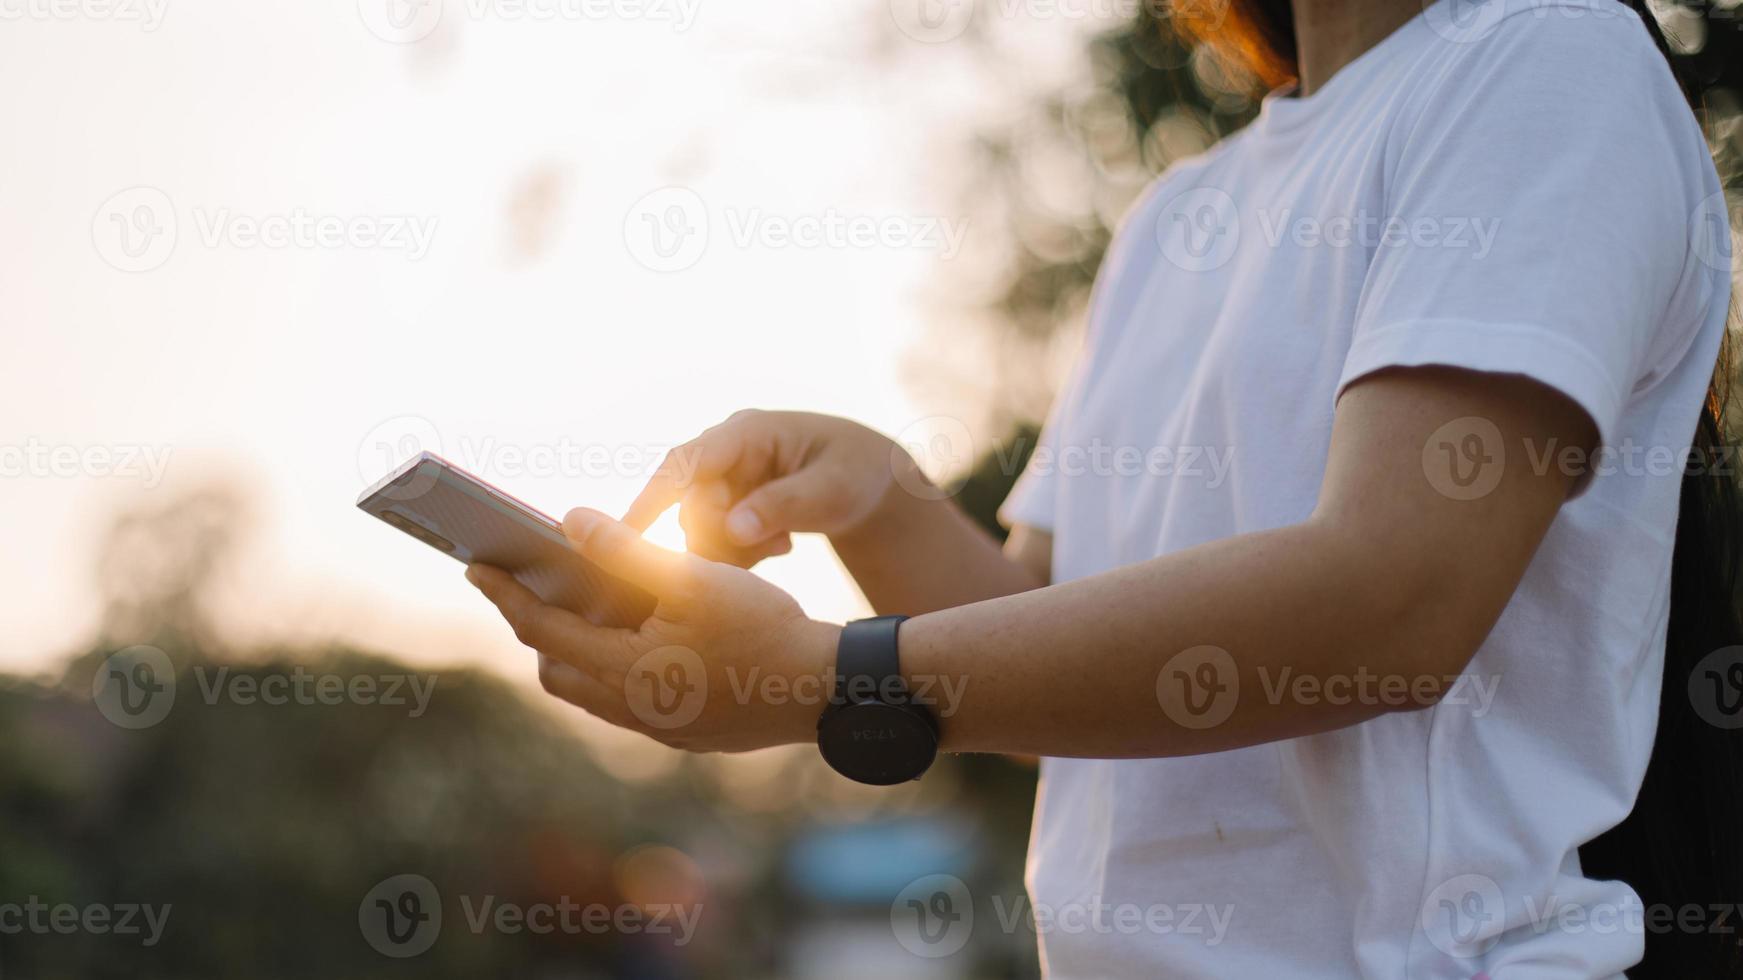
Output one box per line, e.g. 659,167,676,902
816,615,938,785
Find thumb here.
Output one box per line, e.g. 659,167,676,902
563,507,695,600
724,469,844,546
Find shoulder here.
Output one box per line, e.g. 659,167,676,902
1421,0,1661,57
1386,0,1715,203
1403,0,1684,112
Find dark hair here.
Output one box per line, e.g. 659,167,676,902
1174,1,1743,974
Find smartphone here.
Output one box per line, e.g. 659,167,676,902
357,452,656,628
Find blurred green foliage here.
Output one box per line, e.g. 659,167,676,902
1,647,704,977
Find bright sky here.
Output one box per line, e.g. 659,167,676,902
0,0,1099,681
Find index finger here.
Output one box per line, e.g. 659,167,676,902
623,442,717,531
623,420,755,530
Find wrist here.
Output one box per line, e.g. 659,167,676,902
830,452,940,553
814,614,940,785
773,617,842,745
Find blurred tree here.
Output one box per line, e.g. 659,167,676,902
91,485,249,652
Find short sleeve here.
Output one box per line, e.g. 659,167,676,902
1337,4,1724,452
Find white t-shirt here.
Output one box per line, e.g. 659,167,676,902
998,1,1733,976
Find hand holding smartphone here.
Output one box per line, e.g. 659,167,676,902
357,452,655,628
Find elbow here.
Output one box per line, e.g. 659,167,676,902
1359,600,1497,714
1323,558,1500,715
1290,514,1523,718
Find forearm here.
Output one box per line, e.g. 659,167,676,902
829,492,1043,615
898,516,1486,758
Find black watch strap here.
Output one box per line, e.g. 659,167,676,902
817,615,937,786
832,615,910,707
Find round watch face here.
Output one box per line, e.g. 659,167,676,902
817,701,938,785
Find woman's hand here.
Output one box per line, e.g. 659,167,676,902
624,410,922,568
466,507,841,753
627,409,1047,616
